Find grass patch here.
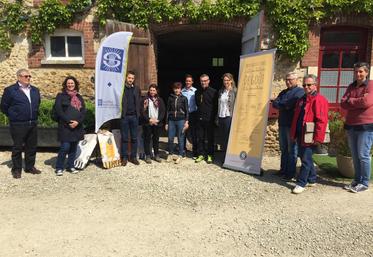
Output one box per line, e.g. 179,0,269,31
313,154,373,181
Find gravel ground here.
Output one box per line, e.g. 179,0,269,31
0,150,372,257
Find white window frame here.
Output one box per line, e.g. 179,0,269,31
42,30,85,65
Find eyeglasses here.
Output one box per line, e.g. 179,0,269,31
201,79,209,82
20,75,32,78
303,83,315,87
286,78,296,81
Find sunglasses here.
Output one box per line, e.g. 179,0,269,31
303,83,315,87
20,75,32,78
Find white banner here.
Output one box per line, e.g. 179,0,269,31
95,32,133,132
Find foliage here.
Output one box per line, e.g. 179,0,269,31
1,0,373,60
0,99,95,129
328,111,351,157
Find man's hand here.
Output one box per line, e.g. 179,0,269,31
165,124,168,131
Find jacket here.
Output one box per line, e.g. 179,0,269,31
290,92,329,146
166,94,189,123
55,92,86,142
140,96,166,126
217,87,237,117
195,86,218,123
340,80,373,126
272,86,305,126
121,84,141,118
0,83,41,123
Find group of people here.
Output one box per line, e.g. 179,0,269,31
1,63,372,196
272,62,372,194
0,69,238,178
119,71,237,166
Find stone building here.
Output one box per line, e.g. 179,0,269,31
1,1,373,154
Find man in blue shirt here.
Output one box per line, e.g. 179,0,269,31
271,72,305,180
181,74,198,158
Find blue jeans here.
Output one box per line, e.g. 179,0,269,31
168,119,185,156
297,145,317,187
120,115,138,160
347,129,373,187
56,141,78,170
279,126,298,178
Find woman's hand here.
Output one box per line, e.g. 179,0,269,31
165,124,168,131
69,120,79,128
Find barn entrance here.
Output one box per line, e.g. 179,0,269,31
156,30,242,100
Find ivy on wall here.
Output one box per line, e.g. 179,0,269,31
0,0,373,61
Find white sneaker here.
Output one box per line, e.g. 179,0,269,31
343,181,358,191
174,156,182,164
292,185,305,194
68,168,79,174
350,184,369,193
166,155,173,163
56,170,63,176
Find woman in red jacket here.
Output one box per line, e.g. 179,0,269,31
290,74,329,194
341,62,373,193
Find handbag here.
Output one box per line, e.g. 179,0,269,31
304,122,330,144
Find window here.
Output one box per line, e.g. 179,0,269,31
318,27,368,108
43,30,84,64
212,57,224,67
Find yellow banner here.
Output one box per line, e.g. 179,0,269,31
223,49,276,175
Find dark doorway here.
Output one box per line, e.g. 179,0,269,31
156,30,241,100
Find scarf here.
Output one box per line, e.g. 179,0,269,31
66,90,82,111
148,93,159,108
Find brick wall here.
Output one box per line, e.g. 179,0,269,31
28,20,99,69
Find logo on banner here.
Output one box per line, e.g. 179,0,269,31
100,47,124,73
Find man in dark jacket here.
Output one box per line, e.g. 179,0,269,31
0,69,42,178
195,74,218,164
120,71,141,166
271,72,304,180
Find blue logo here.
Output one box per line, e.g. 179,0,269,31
100,47,124,73
98,99,103,106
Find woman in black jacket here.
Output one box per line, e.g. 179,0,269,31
141,84,165,164
54,76,86,176
166,82,189,164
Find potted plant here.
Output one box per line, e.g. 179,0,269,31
328,111,354,178
0,99,95,147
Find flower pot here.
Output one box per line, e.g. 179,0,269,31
336,154,354,178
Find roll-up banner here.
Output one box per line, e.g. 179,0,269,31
223,49,276,175
95,32,133,132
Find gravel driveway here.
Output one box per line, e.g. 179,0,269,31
0,151,372,257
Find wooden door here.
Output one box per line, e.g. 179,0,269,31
105,20,151,91
241,10,263,55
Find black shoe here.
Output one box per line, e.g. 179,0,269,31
130,158,140,165
25,167,42,174
281,175,294,182
11,170,21,179
121,159,128,166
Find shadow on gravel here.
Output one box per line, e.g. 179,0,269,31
1,159,12,169
44,156,57,169
254,169,294,190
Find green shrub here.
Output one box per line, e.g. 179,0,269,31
328,111,351,157
0,99,95,129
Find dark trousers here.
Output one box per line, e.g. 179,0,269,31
120,115,138,160
219,116,232,152
297,144,317,187
196,120,215,156
55,141,78,170
10,123,38,172
143,125,160,157
185,111,198,156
